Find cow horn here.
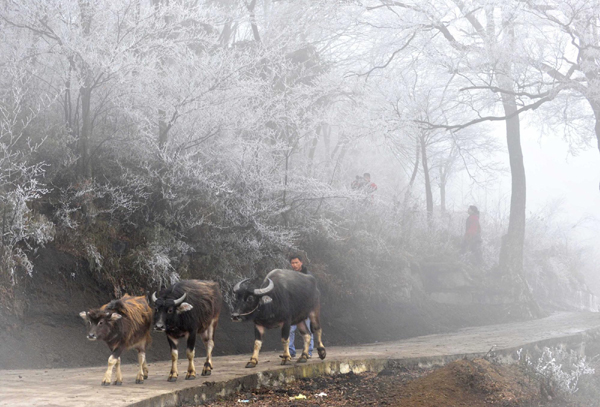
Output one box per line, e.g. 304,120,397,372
253,278,274,296
233,278,250,292
151,292,158,303
173,292,187,306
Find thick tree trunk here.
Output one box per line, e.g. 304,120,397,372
497,75,541,317
497,76,526,278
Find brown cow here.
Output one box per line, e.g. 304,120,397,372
80,295,152,385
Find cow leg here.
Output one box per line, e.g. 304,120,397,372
246,324,265,368
295,321,312,363
309,309,326,360
102,347,123,386
279,321,292,365
185,332,197,380
136,350,147,384
114,356,123,386
167,335,179,382
200,317,217,376
142,354,149,379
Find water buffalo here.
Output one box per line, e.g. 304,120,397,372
152,280,221,380
231,269,326,367
79,294,152,385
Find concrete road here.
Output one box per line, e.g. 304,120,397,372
1,312,599,407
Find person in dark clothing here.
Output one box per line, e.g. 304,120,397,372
351,175,364,190
287,253,313,357
462,205,482,263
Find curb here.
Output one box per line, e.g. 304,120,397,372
129,329,599,407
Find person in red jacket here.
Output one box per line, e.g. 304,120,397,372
462,205,482,263
363,173,377,194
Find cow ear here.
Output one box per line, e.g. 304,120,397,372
177,302,194,314
79,311,88,320
110,313,122,321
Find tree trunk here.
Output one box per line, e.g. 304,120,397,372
402,138,420,208
247,0,261,43
307,125,321,177
408,138,420,188
497,78,525,273
77,0,93,179
420,135,433,223
497,74,540,317
158,109,168,148
439,166,446,215
590,101,600,190
79,86,92,179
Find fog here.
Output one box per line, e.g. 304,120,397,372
1,0,600,347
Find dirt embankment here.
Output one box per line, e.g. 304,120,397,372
0,245,519,370
202,358,600,407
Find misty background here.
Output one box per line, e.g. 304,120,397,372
1,0,600,352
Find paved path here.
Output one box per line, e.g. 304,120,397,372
1,312,599,407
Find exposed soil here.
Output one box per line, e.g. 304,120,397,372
199,358,600,407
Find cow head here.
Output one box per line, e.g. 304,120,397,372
230,277,274,322
79,309,122,341
151,291,193,332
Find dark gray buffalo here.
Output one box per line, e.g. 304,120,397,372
231,269,326,367
152,280,221,380
80,295,153,385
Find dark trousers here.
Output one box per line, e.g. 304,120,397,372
462,237,482,264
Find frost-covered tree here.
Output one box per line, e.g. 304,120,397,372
0,60,55,286
351,0,547,314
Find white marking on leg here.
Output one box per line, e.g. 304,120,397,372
171,349,178,375
251,339,263,361
302,334,311,356
186,348,196,378
115,357,122,383
103,355,117,384
281,338,291,357
168,336,179,379
137,352,146,382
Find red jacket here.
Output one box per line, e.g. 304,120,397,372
465,214,481,240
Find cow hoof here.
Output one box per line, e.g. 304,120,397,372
280,358,292,365
101,381,111,386
185,373,196,380
245,361,257,368
297,354,309,363
143,374,149,380
318,347,326,360
135,379,144,384
167,376,178,382
113,380,122,386
201,369,212,376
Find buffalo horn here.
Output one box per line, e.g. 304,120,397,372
253,278,274,296
151,292,158,303
173,292,187,306
233,278,250,293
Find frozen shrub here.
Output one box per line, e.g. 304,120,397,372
518,346,595,396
